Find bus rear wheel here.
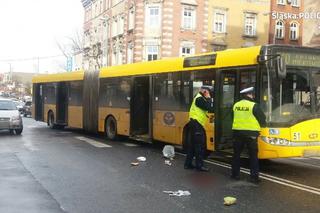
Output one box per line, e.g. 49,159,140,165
105,116,117,140
48,112,55,129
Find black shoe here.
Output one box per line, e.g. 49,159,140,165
196,166,209,172
230,175,240,180
248,177,260,184
184,165,195,170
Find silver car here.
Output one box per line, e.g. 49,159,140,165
0,98,23,134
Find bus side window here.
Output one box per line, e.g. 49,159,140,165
154,73,183,111
191,69,215,99
240,70,256,93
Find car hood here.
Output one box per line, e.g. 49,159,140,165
0,110,20,118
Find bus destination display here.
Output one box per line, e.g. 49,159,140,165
278,51,320,68
183,54,217,68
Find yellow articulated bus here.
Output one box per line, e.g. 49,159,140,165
32,45,320,159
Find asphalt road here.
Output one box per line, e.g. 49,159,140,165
0,118,319,213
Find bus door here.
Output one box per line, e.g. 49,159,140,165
34,84,44,121
216,70,237,150
130,76,151,139
56,82,68,125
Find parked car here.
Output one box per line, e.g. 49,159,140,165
13,100,25,114
22,101,32,117
0,98,23,134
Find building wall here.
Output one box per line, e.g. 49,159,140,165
81,0,207,67
303,0,320,47
208,0,270,51
269,0,303,45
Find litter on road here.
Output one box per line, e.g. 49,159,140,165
164,160,172,166
223,196,237,206
162,145,175,159
163,190,191,196
137,156,146,162
131,162,139,166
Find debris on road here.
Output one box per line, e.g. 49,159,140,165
164,160,172,166
163,190,191,196
223,196,237,206
162,145,175,159
137,156,146,162
131,162,139,166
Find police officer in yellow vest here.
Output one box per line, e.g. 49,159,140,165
184,86,214,172
231,87,266,183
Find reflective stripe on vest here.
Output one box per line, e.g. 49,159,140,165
189,93,208,127
232,100,260,131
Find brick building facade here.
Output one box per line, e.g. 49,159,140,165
81,0,207,69
269,0,303,45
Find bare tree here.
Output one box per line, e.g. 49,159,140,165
56,29,103,70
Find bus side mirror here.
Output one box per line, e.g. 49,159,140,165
274,56,286,79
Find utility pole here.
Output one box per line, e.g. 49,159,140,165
8,63,12,83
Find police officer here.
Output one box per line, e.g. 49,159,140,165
184,85,214,172
231,87,266,183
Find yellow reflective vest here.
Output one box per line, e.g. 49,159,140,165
232,99,261,131
189,93,208,127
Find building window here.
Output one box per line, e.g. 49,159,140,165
182,6,196,30
127,42,133,64
212,44,226,52
112,50,117,65
277,0,285,5
118,16,124,35
290,22,299,40
146,45,158,61
180,41,195,57
112,18,117,37
146,5,160,28
275,20,285,39
117,50,123,65
244,13,257,36
213,10,226,33
128,8,135,30
291,0,299,7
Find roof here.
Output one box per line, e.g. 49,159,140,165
32,71,84,83
32,46,262,83
99,46,262,78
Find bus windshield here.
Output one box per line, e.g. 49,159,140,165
263,67,320,125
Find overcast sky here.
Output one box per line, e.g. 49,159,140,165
0,0,84,73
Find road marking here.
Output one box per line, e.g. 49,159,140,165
176,152,320,196
75,136,112,148
123,143,139,147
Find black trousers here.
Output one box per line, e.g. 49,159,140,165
184,119,206,169
231,132,259,178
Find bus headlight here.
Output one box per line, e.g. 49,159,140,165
261,136,291,146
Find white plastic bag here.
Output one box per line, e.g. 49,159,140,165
162,145,175,158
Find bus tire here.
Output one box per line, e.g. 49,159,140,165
48,111,55,129
105,116,117,140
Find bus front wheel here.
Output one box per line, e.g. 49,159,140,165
105,116,117,140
